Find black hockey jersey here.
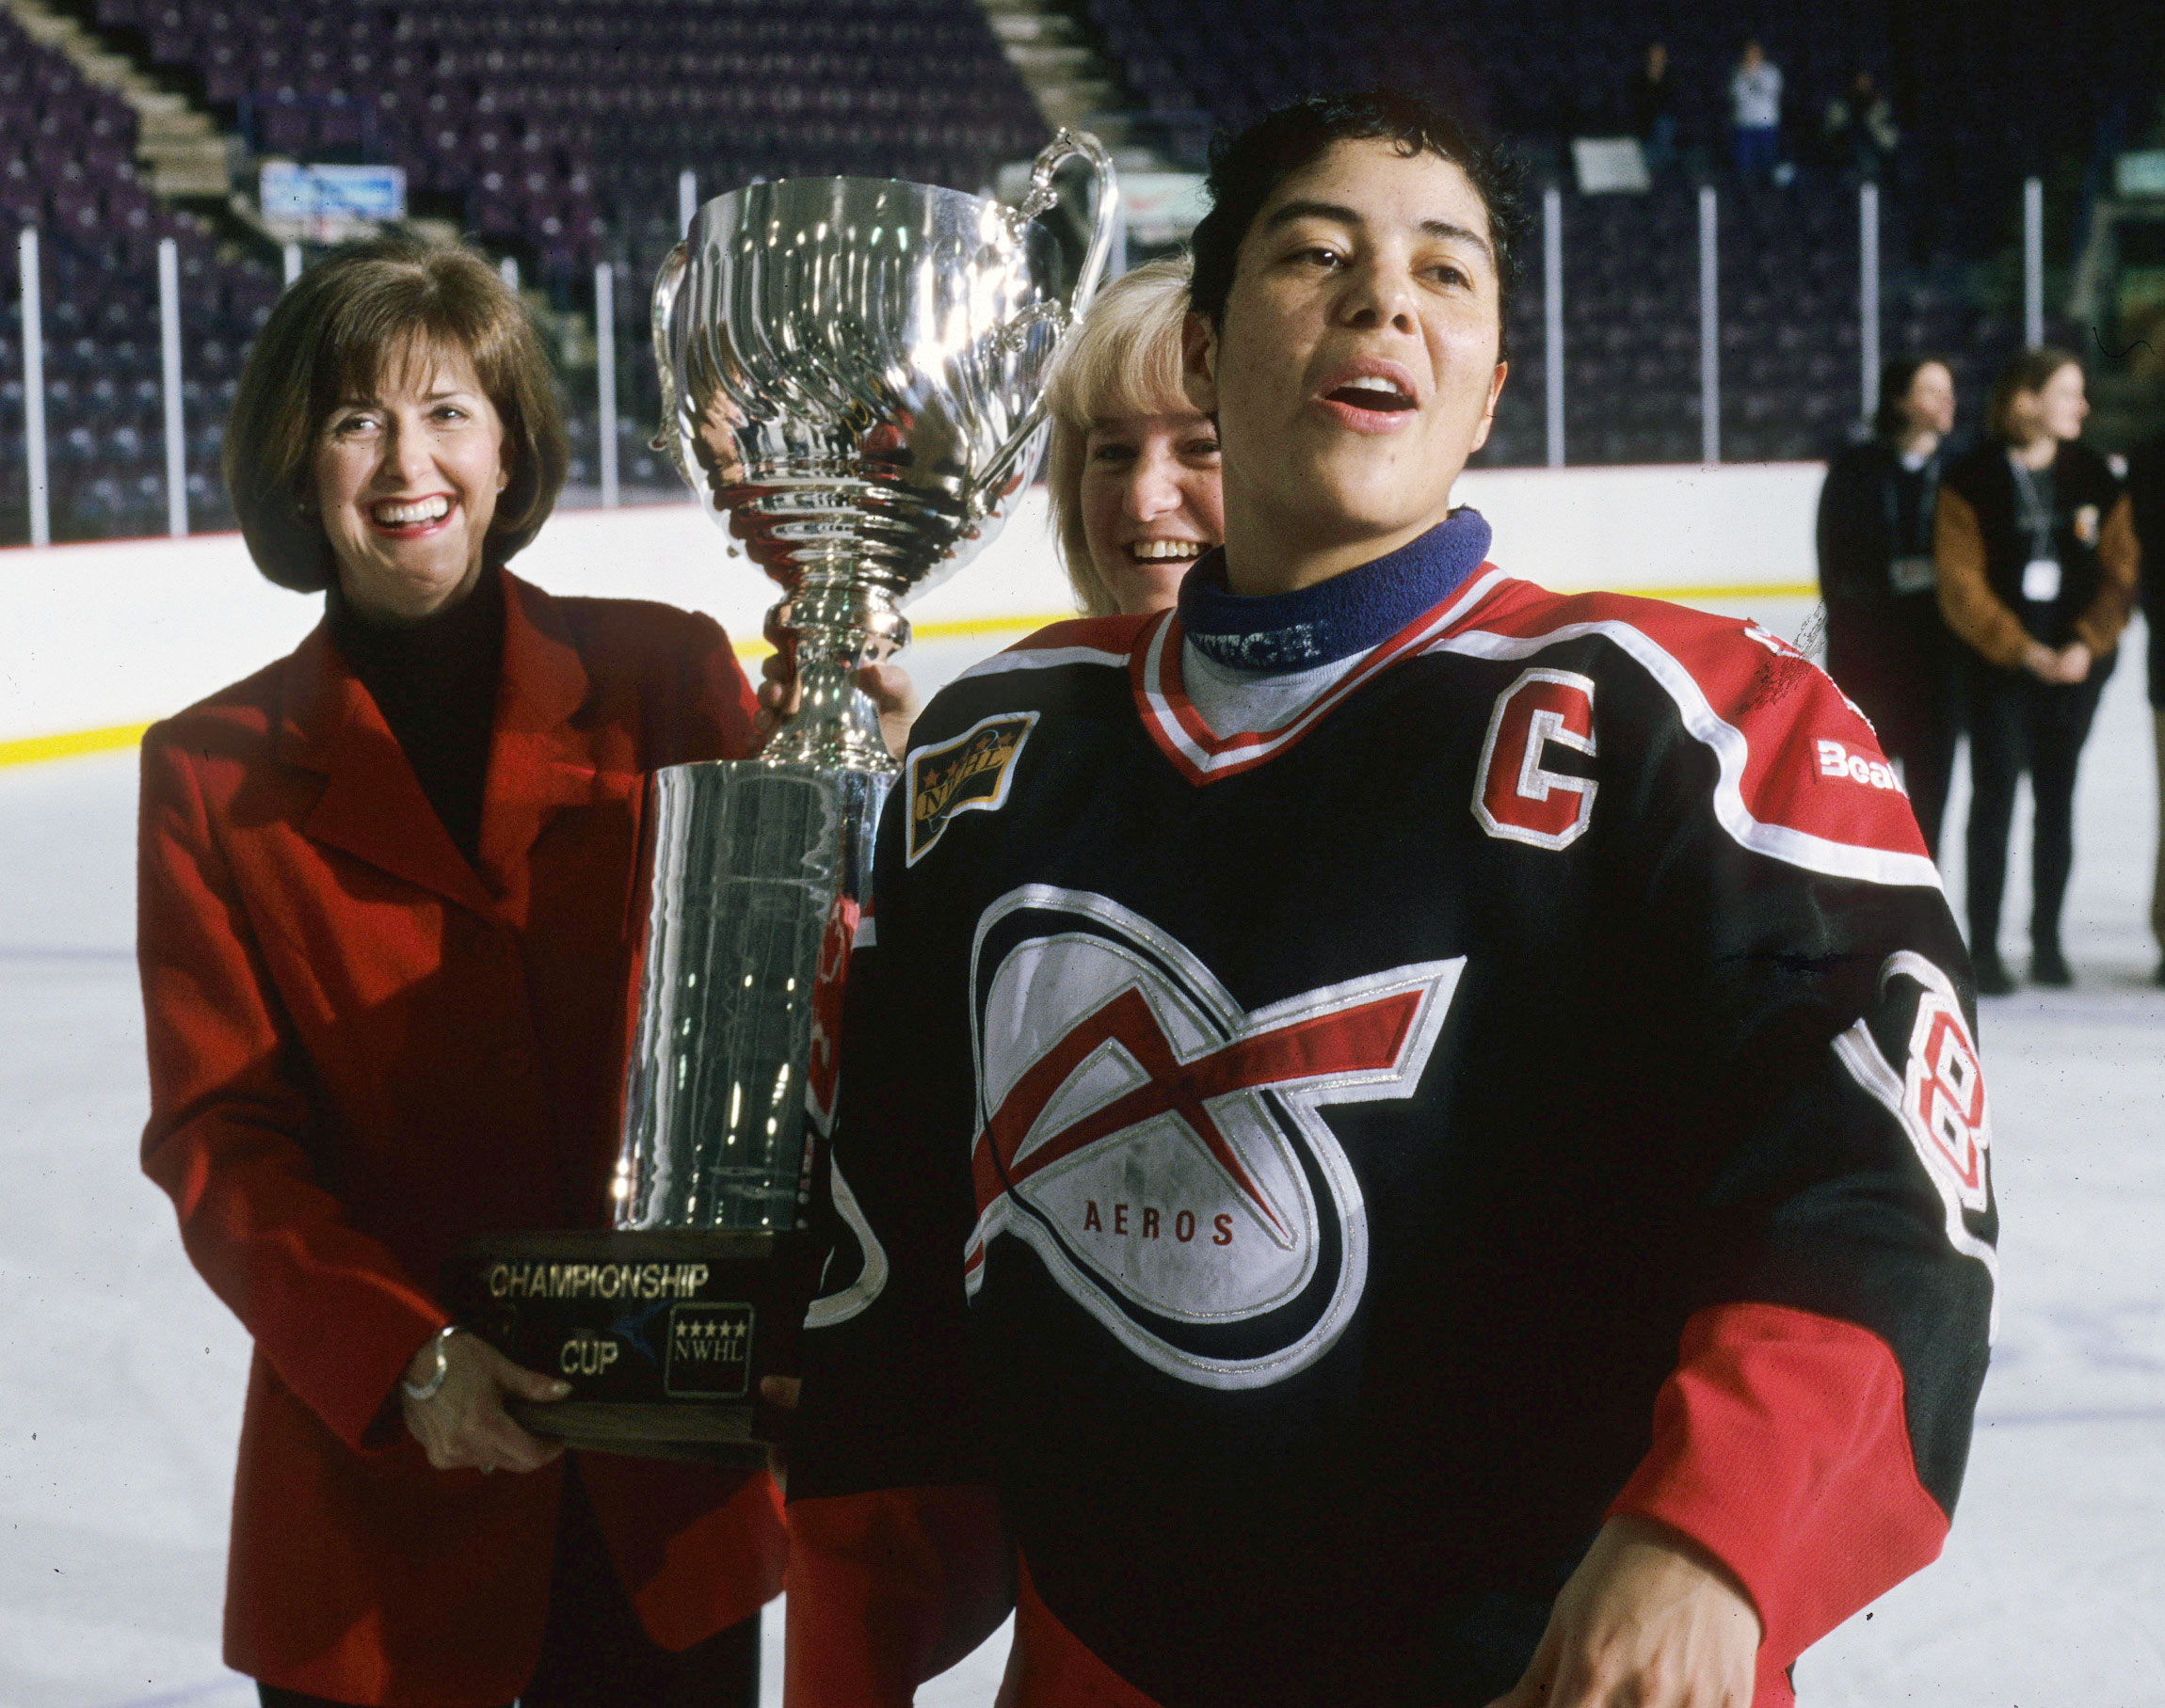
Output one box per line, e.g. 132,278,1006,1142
787,516,1997,1708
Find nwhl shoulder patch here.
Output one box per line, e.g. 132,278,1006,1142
906,710,1038,866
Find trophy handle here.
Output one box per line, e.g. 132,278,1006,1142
650,239,694,483
1008,127,1120,311
979,128,1121,500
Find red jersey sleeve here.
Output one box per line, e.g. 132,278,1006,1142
1609,1301,1953,1695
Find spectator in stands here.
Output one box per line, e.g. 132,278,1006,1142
1823,70,1900,179
1631,42,1680,178
1817,356,1962,857
1045,256,1225,616
2125,423,2165,982
1728,40,1784,183
136,235,784,1708
1935,349,2141,991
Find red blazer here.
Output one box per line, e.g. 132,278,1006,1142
136,569,787,1706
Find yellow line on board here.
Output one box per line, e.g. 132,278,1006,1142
9,585,1822,770
0,721,154,770
916,613,1079,641
1633,583,1820,603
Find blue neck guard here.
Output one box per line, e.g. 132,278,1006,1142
1178,509,1493,674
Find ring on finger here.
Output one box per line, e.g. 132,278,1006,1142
481,1462,495,1476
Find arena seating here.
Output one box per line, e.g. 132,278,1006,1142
8,0,1043,527
4,0,2154,539
1082,0,2160,265
4,0,1041,538
1472,180,2043,470
1075,0,2137,467
95,0,1046,281
0,11,279,542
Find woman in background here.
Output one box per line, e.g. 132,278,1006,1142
1816,355,1961,856
1935,349,2140,992
137,235,783,1708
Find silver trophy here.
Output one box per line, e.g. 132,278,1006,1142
457,132,1117,1461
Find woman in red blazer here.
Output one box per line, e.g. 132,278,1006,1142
136,236,784,1707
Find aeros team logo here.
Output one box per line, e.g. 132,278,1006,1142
967,886,1464,1389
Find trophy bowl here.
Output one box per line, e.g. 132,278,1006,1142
452,133,1117,1463
656,128,1118,767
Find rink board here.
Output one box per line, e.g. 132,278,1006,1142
0,462,1823,752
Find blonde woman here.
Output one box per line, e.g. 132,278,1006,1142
1044,255,1224,617
759,257,1223,724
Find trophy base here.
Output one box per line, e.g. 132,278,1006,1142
449,1228,821,1468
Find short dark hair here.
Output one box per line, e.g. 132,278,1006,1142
225,234,569,592
1985,346,2081,442
1873,354,1948,439
1189,89,1529,359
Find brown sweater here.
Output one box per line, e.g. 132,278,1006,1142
1934,484,2140,668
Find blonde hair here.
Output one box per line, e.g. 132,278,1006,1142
225,233,569,592
1044,257,1196,617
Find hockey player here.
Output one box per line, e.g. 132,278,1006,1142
784,91,1997,1707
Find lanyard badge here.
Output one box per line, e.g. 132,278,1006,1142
2009,459,2060,604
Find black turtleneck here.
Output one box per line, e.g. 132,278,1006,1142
327,571,505,868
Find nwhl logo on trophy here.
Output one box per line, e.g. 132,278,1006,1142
665,1306,755,1399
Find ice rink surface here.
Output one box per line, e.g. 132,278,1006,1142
2,603,2160,1707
